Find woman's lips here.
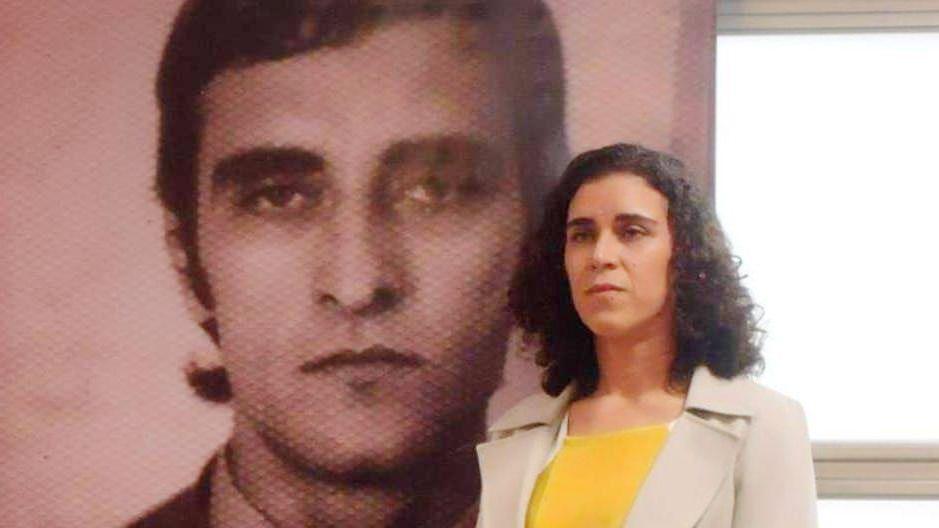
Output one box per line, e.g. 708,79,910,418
586,283,624,294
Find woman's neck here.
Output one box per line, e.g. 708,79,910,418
569,319,683,436
593,317,676,399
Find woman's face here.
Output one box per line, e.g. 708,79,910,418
564,172,674,340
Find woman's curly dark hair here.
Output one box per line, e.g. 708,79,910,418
509,143,764,397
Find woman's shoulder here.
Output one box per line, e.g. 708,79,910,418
689,369,813,488
734,376,803,413
711,373,811,453
687,366,805,423
734,376,807,428
726,375,817,511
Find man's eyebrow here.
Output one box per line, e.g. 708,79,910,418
211,147,325,188
379,134,500,172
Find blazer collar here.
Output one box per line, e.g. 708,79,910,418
627,366,753,527
683,365,754,417
488,365,751,435
477,366,753,528
487,385,575,434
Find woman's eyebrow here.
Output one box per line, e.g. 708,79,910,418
566,213,658,230
211,146,325,189
566,217,595,230
614,213,658,226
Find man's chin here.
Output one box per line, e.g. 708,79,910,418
262,413,450,481
242,380,492,482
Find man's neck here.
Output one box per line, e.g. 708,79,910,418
221,411,485,528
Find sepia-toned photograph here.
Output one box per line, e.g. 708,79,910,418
1,1,715,526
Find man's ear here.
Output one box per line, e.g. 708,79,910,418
165,211,230,401
164,211,213,326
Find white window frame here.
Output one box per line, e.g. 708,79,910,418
718,0,939,33
814,444,939,499
715,0,939,500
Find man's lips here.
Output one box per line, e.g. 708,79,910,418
586,283,624,294
298,345,426,374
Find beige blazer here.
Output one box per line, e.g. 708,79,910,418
476,366,817,528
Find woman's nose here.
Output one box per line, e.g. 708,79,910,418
589,231,618,270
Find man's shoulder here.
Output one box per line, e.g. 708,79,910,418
126,458,215,528
126,486,208,528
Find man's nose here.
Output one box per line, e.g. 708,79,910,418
316,214,401,317
590,231,618,270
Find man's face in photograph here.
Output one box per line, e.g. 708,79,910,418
194,17,523,477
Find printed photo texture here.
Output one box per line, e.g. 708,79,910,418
0,1,715,526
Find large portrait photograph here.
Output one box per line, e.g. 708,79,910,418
1,1,715,526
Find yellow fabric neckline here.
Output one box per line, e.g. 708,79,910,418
564,422,669,443
526,421,670,528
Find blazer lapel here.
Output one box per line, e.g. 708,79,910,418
624,411,743,528
476,387,574,528
625,367,752,528
476,424,557,528
477,368,752,528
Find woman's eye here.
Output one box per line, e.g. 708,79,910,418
569,231,593,243
619,226,646,240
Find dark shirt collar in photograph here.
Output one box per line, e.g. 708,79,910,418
208,445,479,528
209,447,271,528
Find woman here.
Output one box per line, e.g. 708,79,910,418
476,144,816,528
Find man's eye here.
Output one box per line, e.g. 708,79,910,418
394,174,479,213
237,180,321,215
404,176,450,205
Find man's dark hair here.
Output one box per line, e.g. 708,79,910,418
509,143,764,397
155,0,567,401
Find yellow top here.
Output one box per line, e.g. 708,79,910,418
526,423,669,528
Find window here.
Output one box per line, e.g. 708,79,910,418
715,20,939,504
819,500,939,526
